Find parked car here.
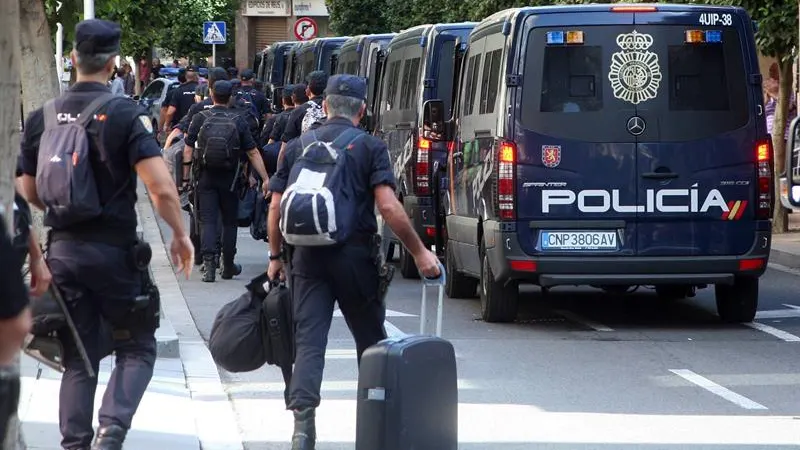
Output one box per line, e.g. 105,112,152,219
135,77,178,131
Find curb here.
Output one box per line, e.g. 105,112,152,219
770,247,800,270
136,185,245,450
136,212,180,359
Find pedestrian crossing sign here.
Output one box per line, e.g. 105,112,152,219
203,21,226,45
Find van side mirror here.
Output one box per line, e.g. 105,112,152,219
785,117,800,208
422,99,446,140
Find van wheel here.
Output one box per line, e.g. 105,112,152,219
655,285,688,301
715,276,759,323
446,244,477,299
399,245,419,279
480,248,518,323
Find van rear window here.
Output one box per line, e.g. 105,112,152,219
523,25,749,142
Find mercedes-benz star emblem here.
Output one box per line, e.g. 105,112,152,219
627,116,646,136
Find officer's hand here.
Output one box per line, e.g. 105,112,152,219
261,179,271,198
29,257,52,297
268,259,285,281
414,249,441,279
171,235,195,279
0,308,31,365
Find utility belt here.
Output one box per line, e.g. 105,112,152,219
46,231,161,338
50,227,138,248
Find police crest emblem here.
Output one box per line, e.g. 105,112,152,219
138,115,154,134
608,31,662,105
542,145,561,168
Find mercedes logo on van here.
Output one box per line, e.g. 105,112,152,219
627,116,646,136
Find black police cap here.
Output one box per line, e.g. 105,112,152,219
325,74,367,101
213,80,234,96
240,69,255,80
74,19,121,55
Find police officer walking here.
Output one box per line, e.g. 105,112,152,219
183,80,270,282
238,69,269,124
163,66,200,134
266,75,441,450
16,19,194,450
279,72,327,159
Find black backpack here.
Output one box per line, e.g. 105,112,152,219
197,109,241,170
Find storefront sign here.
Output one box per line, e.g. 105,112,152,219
292,0,328,16
243,0,290,16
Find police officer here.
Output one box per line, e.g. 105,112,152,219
279,72,326,159
163,66,200,134
238,69,269,123
183,80,270,282
266,75,441,450
16,19,194,450
158,69,186,134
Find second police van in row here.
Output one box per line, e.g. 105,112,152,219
423,4,772,323
375,22,476,278
334,33,396,131
286,37,349,85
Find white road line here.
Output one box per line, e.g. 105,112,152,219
746,322,800,342
554,310,614,332
383,320,407,338
670,369,768,410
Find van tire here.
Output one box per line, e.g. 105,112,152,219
399,245,419,279
446,244,477,299
715,277,759,323
480,249,518,323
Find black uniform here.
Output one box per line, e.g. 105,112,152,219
18,19,161,450
269,76,396,412
185,85,258,277
166,80,198,124
268,106,294,143
280,96,322,143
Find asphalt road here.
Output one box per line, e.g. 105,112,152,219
158,213,800,449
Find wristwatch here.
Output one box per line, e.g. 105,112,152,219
269,253,283,261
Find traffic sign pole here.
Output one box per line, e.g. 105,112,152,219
212,44,216,67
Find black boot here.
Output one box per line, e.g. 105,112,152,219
220,253,242,280
91,424,126,450
291,407,316,450
202,256,216,282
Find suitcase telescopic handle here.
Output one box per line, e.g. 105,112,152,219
420,263,446,337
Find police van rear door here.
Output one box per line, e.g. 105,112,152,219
517,12,638,256
631,8,758,256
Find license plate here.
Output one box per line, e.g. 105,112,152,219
540,231,618,251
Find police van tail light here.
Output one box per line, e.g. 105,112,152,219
756,139,773,220
496,141,516,220
415,137,431,195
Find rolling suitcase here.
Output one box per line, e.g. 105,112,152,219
355,264,457,450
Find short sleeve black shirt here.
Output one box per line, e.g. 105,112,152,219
269,117,396,234
18,82,162,234
171,81,199,124
269,107,295,142
281,96,322,143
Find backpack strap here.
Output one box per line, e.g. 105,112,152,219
299,131,317,155
77,93,117,127
331,128,364,151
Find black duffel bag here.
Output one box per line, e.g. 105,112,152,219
209,273,272,372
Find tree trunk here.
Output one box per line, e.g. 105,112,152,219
772,59,793,233
0,0,25,447
19,0,61,244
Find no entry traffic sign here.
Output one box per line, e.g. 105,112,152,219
294,17,318,41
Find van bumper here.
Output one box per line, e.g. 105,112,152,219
485,228,772,288
402,195,436,246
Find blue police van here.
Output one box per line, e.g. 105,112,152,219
287,37,350,85
257,41,300,113
334,33,396,132
375,22,476,278
423,4,772,323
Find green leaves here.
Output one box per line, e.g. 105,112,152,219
160,0,238,61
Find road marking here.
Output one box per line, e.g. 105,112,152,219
554,310,614,332
670,369,768,410
384,320,407,338
746,322,800,342
334,308,417,318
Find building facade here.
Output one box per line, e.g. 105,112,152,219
235,0,332,70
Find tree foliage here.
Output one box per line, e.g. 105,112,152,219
327,0,389,35
160,0,237,61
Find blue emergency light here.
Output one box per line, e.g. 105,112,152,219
705,30,723,43
546,31,565,45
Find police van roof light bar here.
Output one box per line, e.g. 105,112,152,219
611,5,657,12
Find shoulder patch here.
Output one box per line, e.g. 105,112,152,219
138,115,154,134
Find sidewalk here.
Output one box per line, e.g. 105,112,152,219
770,213,800,270
15,185,245,450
